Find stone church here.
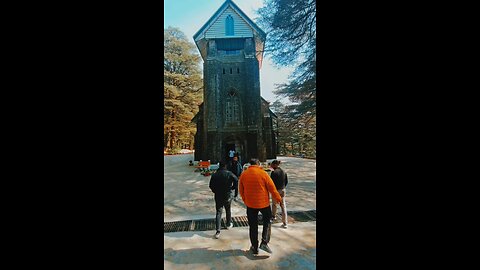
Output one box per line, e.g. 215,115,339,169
191,0,278,164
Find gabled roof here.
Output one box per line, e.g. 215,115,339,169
193,0,267,68
261,97,278,118
193,0,266,42
269,108,278,118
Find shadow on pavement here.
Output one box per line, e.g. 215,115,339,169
164,231,213,239
164,247,270,264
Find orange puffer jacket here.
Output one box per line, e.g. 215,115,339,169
239,165,282,209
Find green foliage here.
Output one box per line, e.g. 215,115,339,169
258,0,316,157
164,27,203,151
271,100,316,158
257,0,316,118
257,0,316,66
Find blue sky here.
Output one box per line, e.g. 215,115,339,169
164,0,294,103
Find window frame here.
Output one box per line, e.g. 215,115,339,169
225,15,234,36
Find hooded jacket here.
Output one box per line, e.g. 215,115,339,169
209,168,238,203
227,160,243,177
239,165,282,209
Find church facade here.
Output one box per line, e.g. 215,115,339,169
192,0,278,164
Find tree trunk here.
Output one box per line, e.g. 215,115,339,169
169,128,175,149
189,138,194,150
164,128,170,151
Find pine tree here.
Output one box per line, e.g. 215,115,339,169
271,99,316,157
257,0,316,119
164,27,203,153
258,0,316,157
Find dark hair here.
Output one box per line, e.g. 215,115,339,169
249,158,259,165
218,161,227,168
271,160,281,165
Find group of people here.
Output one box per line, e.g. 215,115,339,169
209,157,288,255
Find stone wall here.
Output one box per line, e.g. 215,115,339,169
194,37,275,163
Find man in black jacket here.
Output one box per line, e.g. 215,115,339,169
209,161,238,239
270,160,288,228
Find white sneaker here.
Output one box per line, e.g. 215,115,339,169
227,223,233,229
214,231,220,239
281,224,288,229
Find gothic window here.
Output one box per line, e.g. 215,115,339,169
225,90,240,125
226,15,234,36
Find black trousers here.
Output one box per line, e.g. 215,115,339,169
246,206,272,249
234,183,238,198
215,200,232,232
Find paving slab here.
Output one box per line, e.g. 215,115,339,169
164,154,316,222
164,221,317,270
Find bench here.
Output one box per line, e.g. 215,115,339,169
194,161,211,170
194,161,210,168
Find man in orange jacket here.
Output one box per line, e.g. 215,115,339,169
239,158,282,255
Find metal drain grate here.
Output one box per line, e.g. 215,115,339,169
164,210,316,233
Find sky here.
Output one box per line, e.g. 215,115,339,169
164,0,294,104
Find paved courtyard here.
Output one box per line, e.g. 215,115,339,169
164,154,317,269
164,221,316,270
164,154,316,222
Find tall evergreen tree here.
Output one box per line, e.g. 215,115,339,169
257,0,316,120
164,27,203,152
258,0,316,157
271,99,316,157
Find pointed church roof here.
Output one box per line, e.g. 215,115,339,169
193,0,266,68
193,0,266,41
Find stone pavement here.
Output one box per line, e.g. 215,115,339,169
164,153,195,167
164,221,316,270
164,154,317,269
164,154,316,222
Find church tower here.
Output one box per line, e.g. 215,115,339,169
192,0,277,164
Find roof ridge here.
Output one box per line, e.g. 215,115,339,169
193,0,266,41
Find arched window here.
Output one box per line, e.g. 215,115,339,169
225,90,240,125
225,15,234,36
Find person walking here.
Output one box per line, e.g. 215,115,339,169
239,158,282,255
235,151,242,165
270,160,288,228
228,149,235,161
209,162,238,239
227,156,243,201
